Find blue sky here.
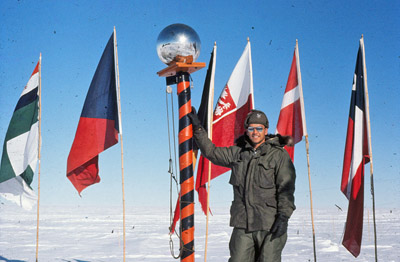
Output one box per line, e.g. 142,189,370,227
0,1,399,212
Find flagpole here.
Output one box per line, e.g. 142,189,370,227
204,105,213,262
360,35,378,262
295,40,317,262
35,53,42,262
114,26,126,262
204,42,216,262
247,38,255,107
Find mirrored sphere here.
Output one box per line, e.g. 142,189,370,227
156,23,201,65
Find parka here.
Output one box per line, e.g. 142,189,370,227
193,126,296,232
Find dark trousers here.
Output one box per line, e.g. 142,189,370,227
228,228,287,262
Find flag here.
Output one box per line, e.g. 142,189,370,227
170,44,217,233
197,41,254,214
195,44,217,215
197,44,217,140
276,41,306,161
0,60,40,210
341,38,370,257
67,32,119,194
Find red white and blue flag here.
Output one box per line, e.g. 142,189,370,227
276,41,306,161
341,38,370,257
67,32,120,194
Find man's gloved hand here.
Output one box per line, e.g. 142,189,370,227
188,106,202,130
270,213,289,241
276,134,294,147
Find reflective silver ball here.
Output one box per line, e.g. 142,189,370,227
156,23,201,65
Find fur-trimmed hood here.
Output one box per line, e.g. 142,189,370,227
235,133,294,148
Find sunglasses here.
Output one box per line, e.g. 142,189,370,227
247,126,264,132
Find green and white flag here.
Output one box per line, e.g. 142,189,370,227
0,61,40,210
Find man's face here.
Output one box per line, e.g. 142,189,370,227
246,123,268,149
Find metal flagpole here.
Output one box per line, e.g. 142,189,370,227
360,35,378,262
113,26,126,262
35,53,42,262
295,40,317,262
204,42,216,262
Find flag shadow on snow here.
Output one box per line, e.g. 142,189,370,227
0,256,26,262
61,259,92,262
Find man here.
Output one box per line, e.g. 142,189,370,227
189,108,296,262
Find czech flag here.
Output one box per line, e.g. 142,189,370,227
67,32,119,194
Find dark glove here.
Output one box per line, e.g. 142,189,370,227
188,106,202,130
266,134,294,147
270,213,289,241
276,134,294,147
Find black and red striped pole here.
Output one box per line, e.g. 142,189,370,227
157,23,205,262
158,65,204,262
177,71,195,261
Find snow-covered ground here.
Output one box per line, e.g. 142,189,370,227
0,204,398,262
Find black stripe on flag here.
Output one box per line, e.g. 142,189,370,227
194,47,215,150
14,87,38,112
198,48,214,131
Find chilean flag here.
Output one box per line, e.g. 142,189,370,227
67,33,119,194
196,41,254,214
276,41,306,161
341,38,370,257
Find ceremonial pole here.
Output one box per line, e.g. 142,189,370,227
157,24,205,262
177,71,195,261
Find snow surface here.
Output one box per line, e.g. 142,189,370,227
0,204,399,262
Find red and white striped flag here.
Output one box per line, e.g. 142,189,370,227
196,40,254,214
276,40,306,161
341,37,370,257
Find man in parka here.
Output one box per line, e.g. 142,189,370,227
189,108,296,262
